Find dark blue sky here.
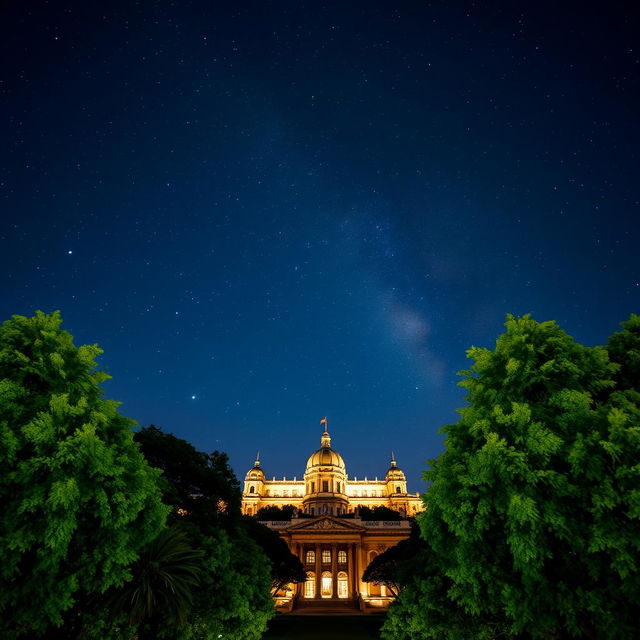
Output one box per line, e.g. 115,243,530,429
2,2,638,491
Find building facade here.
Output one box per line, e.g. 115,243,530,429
241,425,424,610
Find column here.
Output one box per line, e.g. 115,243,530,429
331,543,338,599
357,543,364,600
315,544,321,599
347,542,354,598
292,542,301,600
352,542,359,598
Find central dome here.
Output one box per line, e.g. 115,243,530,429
305,430,346,472
306,447,345,470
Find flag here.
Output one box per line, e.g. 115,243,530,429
320,417,327,425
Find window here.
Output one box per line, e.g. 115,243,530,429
396,486,401,493
321,571,332,598
249,485,255,493
337,481,341,493
337,571,348,598
306,550,315,564
304,572,315,598
311,482,315,493
310,507,315,515
338,550,347,564
322,549,331,564
322,480,329,492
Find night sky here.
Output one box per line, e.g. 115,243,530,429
2,2,638,492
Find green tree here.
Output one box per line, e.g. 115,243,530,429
177,528,274,640
255,504,297,521
393,315,639,639
357,505,404,521
0,311,168,639
607,313,640,390
381,548,513,640
106,525,204,639
135,426,275,640
134,425,241,528
243,516,306,595
363,522,424,598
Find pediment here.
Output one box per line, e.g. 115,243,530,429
286,516,365,531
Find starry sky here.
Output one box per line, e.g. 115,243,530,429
1,2,638,492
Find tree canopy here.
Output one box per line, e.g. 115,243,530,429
243,516,306,595
357,505,404,521
134,425,276,639
134,425,241,529
362,522,425,598
0,311,168,638
384,314,640,640
255,504,297,521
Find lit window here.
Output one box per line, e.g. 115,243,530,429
321,571,332,597
338,550,347,564
322,549,331,564
338,571,348,598
306,550,315,564
304,572,315,598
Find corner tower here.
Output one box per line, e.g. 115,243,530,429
242,453,265,516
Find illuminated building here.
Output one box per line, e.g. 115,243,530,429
241,422,424,610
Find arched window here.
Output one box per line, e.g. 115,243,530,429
304,572,315,598
337,571,348,598
305,550,315,564
396,485,401,493
249,485,255,493
338,550,347,564
321,571,332,598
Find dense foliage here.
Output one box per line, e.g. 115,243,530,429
255,504,298,520
383,314,640,640
362,522,424,597
107,525,204,639
135,426,276,640
243,516,306,595
0,311,168,639
357,505,404,520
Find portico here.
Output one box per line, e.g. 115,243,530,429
265,515,411,610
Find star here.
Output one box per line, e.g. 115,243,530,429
191,395,196,400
